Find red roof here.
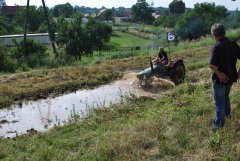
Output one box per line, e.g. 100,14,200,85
0,6,23,15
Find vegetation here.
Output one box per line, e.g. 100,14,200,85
51,3,74,18
13,6,48,33
57,15,112,60
153,15,176,28
99,9,114,21
224,10,240,30
0,39,48,73
169,0,186,14
0,14,14,35
0,0,5,6
175,3,228,40
0,28,239,108
108,31,154,48
0,35,240,160
131,0,154,24
0,1,240,160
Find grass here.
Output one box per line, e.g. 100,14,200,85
0,56,152,108
0,76,240,160
1,27,240,108
0,28,240,160
108,31,154,48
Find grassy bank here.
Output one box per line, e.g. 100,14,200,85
1,27,240,108
0,43,212,108
0,60,240,160
0,31,240,160
0,56,150,108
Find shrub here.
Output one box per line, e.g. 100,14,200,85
175,3,227,40
12,39,47,68
0,46,17,73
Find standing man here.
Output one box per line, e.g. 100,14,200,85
209,24,240,130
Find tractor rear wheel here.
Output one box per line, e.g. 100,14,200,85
169,60,185,85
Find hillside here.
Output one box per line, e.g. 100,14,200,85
0,32,240,160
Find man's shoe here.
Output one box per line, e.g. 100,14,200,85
211,127,218,133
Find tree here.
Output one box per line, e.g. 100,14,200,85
115,7,126,17
51,3,74,18
57,14,112,60
175,3,228,40
0,14,7,35
175,11,206,40
100,9,113,21
0,0,6,6
153,15,176,28
85,18,112,51
0,14,15,35
224,10,240,29
194,3,227,28
13,6,46,32
131,0,154,24
169,0,185,14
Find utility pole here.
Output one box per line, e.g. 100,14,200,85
23,0,58,58
41,0,58,57
23,0,30,58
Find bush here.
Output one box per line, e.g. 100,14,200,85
224,11,240,30
175,11,207,40
154,15,176,28
175,3,227,40
12,39,48,68
0,46,17,73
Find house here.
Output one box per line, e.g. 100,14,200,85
152,12,161,19
114,17,129,24
89,9,107,18
96,9,107,17
0,6,24,21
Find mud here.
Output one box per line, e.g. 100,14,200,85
0,71,174,138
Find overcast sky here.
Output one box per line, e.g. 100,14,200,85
5,0,240,10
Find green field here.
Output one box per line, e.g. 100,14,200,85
108,31,154,48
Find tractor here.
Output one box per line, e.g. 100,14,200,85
137,57,185,86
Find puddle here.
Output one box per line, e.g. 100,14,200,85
0,72,174,138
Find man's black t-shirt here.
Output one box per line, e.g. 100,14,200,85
210,37,240,84
159,51,168,62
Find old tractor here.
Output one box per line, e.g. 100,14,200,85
137,58,185,86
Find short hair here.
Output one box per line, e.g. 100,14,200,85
159,47,164,50
211,24,225,37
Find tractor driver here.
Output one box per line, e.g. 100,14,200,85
152,47,168,65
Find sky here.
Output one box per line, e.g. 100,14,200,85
5,0,240,10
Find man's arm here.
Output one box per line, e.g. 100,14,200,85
238,67,240,80
209,64,229,83
159,56,165,62
236,43,240,80
209,44,230,83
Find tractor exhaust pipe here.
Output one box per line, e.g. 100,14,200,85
150,57,153,73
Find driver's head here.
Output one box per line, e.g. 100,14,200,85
159,47,164,52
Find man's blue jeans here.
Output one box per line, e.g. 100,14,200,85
212,82,232,128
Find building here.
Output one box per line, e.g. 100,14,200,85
152,12,161,19
0,6,24,21
114,17,129,24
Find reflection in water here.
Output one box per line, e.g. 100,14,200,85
0,72,174,138
37,100,52,129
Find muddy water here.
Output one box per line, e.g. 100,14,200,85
0,72,173,138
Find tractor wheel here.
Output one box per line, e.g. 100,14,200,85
169,60,185,85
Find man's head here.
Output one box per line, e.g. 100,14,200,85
159,47,164,52
211,24,225,41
